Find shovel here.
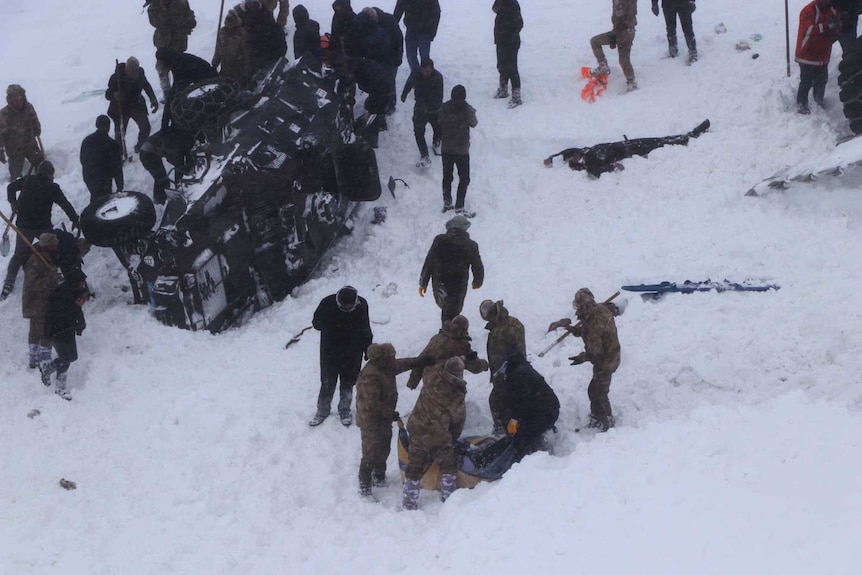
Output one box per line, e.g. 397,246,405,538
284,326,314,349
0,216,12,257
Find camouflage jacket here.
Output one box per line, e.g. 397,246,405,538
611,0,638,32
212,27,251,86
148,0,197,52
577,302,621,372
484,301,526,377
406,362,467,450
406,318,489,389
0,101,41,153
22,250,59,319
355,343,425,428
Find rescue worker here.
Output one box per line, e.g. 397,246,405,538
213,10,250,87
22,233,60,380
438,85,478,214
147,0,198,96
406,314,490,392
480,299,526,434
0,84,44,181
105,56,160,154
589,0,638,92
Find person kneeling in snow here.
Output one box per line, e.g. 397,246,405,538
543,119,709,178
356,343,433,498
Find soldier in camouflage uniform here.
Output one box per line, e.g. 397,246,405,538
406,314,489,391
147,0,198,96
22,233,60,380
212,10,251,87
355,343,431,498
567,288,621,432
402,356,470,510
589,0,638,92
479,299,526,433
0,85,44,181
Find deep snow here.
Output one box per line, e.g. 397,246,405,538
2,1,862,573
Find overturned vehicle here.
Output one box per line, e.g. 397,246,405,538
80,57,381,332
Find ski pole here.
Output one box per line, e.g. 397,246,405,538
537,291,620,357
0,209,52,268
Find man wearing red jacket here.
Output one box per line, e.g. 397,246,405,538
795,0,840,114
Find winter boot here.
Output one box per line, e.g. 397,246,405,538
28,344,39,369
626,80,638,93
587,413,602,429
54,372,71,401
493,84,509,99
39,360,55,387
441,202,454,213
797,103,811,115
689,119,710,138
508,88,522,109
440,473,458,502
359,482,373,498
308,412,329,427
686,49,698,64
0,282,12,301
339,411,353,427
416,155,431,168
401,478,420,510
372,471,388,488
668,36,679,58
590,61,611,77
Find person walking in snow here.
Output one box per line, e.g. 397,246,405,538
566,288,621,432
80,115,124,201
590,0,638,92
309,286,373,427
105,57,160,154
795,0,840,114
394,0,441,74
480,299,526,434
438,85,478,214
43,268,90,401
356,343,432,498
401,58,443,168
2,161,79,301
147,0,197,96
492,0,524,108
419,214,484,326
21,233,60,378
0,84,44,181
651,0,698,63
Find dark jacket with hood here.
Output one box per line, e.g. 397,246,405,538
105,64,158,115
497,352,560,429
419,227,484,294
293,5,322,60
45,277,88,338
439,97,478,156
401,67,443,116
493,0,523,46
374,8,404,67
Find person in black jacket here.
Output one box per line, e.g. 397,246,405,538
105,57,159,154
79,115,124,201
43,268,89,400
309,286,373,427
343,57,391,148
2,161,78,301
238,1,288,79
493,0,523,108
496,350,560,461
373,7,404,114
419,214,484,325
543,119,710,178
293,4,322,60
401,58,443,167
394,0,441,73
329,0,356,66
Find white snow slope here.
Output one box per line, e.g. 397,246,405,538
2,1,862,573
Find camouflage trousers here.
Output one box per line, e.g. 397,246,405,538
28,312,51,348
6,145,44,181
359,422,392,488
587,366,614,419
590,28,636,83
405,438,458,481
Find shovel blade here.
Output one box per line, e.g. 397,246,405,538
0,235,9,257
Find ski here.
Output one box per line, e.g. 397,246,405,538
622,279,780,300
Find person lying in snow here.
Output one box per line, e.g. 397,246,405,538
543,119,709,178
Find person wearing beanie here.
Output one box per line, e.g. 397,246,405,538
308,286,373,427
80,115,124,201
21,233,60,376
147,0,198,96
355,343,432,498
104,57,160,154
0,84,44,180
419,215,484,325
480,299,526,434
438,84,478,214
2,161,78,301
402,355,469,510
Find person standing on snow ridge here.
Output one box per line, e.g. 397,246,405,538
589,0,638,92
401,57,443,168
438,85,478,215
795,0,840,114
492,0,524,108
651,0,698,63
419,214,484,326
0,84,44,181
309,286,373,428
292,5,323,61
105,56,160,155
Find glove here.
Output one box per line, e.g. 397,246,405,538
0,148,5,163
150,99,159,113
418,286,426,297
569,353,587,366
609,34,617,50
651,0,659,16
689,1,696,13
391,411,400,422
465,350,478,362
507,419,520,435
472,281,481,290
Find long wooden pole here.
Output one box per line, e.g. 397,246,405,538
0,209,52,267
785,0,792,77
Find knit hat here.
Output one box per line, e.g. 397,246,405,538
451,84,466,101
574,287,595,309
366,343,395,362
479,299,497,321
36,233,59,249
444,315,470,339
443,356,465,378
6,84,25,99
445,214,471,231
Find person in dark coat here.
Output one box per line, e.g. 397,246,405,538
401,58,443,167
438,84,478,213
496,351,559,461
493,0,523,108
419,215,484,325
2,161,78,301
543,119,710,178
105,57,159,154
394,0,441,73
22,233,60,376
293,4,322,60
373,6,404,113
346,57,391,148
80,115,124,201
237,1,288,79
43,268,89,400
329,0,357,65
350,8,391,66
480,299,526,434
309,286,373,427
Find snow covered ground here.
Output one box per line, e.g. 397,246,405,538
2,0,862,573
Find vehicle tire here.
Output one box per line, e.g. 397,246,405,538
838,38,862,134
170,79,243,137
79,191,157,247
